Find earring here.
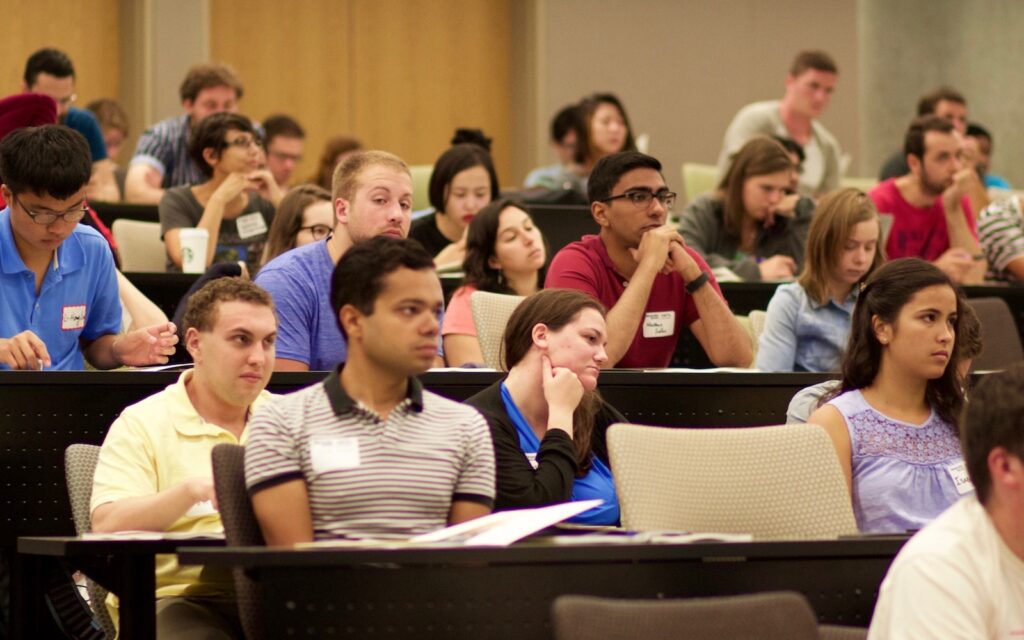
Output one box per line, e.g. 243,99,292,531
497,270,505,285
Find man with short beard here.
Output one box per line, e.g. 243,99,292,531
869,115,986,284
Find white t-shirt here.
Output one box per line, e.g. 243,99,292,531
868,496,1024,639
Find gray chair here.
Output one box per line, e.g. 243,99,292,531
469,290,525,369
552,592,866,640
967,297,1024,371
211,443,264,640
64,443,117,639
608,423,858,540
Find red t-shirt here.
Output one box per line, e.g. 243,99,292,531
545,234,723,368
869,178,976,261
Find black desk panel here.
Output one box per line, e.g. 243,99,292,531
179,538,906,637
0,370,832,545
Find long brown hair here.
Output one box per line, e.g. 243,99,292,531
716,136,794,237
260,184,331,266
798,188,884,305
836,258,965,425
503,289,607,475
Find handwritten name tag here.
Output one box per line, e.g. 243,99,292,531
642,311,675,338
236,212,268,239
947,460,974,495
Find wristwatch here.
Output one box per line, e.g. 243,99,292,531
685,271,710,294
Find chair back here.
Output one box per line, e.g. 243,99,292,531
967,297,1024,371
552,592,820,640
112,219,165,272
211,443,264,640
681,162,719,204
64,444,117,639
409,164,433,211
608,423,857,539
469,291,525,369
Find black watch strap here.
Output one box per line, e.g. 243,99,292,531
685,271,710,294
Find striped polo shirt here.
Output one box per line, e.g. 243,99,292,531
978,196,1024,282
245,370,495,540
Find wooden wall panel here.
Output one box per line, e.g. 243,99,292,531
0,0,119,110
210,0,352,186
350,0,513,180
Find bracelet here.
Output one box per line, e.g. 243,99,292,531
685,271,710,294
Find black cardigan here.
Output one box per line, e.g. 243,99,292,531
465,380,626,512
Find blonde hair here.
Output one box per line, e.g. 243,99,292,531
331,150,409,202
798,188,884,305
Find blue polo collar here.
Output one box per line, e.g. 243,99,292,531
0,207,86,276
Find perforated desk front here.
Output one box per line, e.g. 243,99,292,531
177,537,907,638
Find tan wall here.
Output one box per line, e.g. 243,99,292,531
532,0,862,192
0,0,120,120
211,0,514,186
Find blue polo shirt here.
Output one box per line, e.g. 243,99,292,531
0,208,121,370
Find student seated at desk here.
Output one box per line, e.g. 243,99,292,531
0,125,177,370
465,289,623,525
808,258,972,534
868,364,1024,639
443,197,547,367
245,238,495,544
159,113,281,275
756,188,883,372
680,136,814,282
409,129,499,270
91,277,277,638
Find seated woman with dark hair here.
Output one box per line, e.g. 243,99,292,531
809,258,972,534
442,197,547,367
409,129,499,269
464,289,623,525
159,112,282,274
680,136,813,281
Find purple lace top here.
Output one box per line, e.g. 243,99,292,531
828,390,970,534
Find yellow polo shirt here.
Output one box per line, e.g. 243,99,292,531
91,370,271,622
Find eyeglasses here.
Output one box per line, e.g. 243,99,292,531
299,224,333,241
226,135,262,150
12,193,88,225
602,189,677,210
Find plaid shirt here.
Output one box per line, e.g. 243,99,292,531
129,114,205,188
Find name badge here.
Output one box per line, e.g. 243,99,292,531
525,452,539,470
642,311,675,338
310,436,361,474
61,305,86,331
185,499,218,517
235,212,268,239
947,460,975,495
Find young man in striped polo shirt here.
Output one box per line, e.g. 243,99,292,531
245,237,495,543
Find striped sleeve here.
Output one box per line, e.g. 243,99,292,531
129,118,182,178
979,200,1024,274
244,399,304,494
453,408,496,506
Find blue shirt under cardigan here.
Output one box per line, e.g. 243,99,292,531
499,383,619,525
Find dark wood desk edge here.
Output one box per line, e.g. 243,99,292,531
177,538,908,568
18,535,224,556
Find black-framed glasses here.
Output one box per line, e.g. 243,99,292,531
299,224,333,241
602,189,677,210
12,193,88,225
226,135,262,150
